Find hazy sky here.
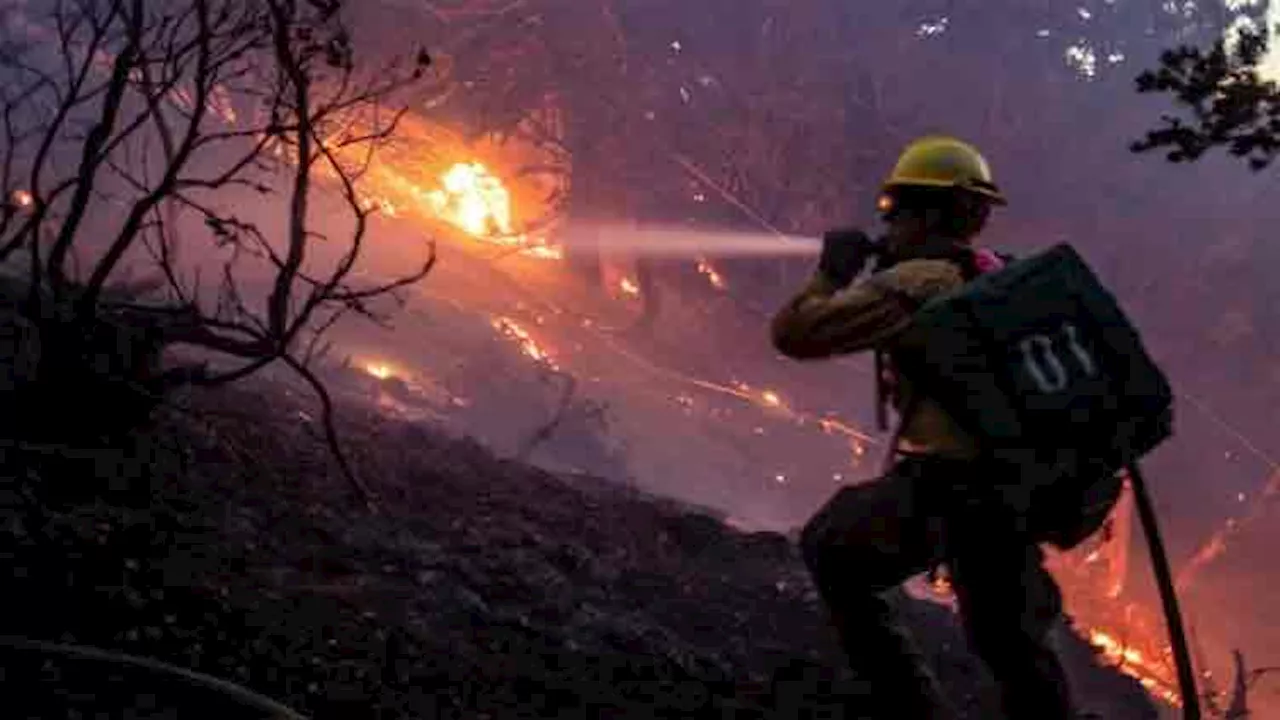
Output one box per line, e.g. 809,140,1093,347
1223,0,1280,78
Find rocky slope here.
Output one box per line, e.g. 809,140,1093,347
0,382,1161,718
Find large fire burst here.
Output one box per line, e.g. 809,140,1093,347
325,113,566,260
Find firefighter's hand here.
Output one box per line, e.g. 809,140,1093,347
818,228,878,288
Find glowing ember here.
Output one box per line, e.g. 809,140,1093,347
491,316,557,369
10,189,32,208
619,277,641,297
761,390,783,407
696,258,727,289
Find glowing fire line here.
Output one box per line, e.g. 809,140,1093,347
1086,628,1182,706
491,316,558,370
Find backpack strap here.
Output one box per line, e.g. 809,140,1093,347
870,245,1014,452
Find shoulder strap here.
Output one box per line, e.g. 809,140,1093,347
869,243,1015,441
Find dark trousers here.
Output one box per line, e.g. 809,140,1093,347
800,455,1076,720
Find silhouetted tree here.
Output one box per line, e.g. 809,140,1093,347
0,0,436,507
1132,31,1280,170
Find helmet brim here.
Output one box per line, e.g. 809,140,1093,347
882,178,1007,206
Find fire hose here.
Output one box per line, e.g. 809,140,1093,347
1127,463,1201,720
0,635,309,719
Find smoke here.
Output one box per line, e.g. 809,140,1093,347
559,220,821,259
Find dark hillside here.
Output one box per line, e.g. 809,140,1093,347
0,382,1161,718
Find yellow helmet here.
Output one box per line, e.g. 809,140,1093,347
882,135,1006,205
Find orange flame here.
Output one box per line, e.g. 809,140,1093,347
346,159,563,260
306,110,565,260
1086,627,1181,706
428,162,514,238
364,362,394,380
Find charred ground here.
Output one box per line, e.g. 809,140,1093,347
0,379,1161,719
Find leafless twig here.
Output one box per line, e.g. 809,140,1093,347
0,0,437,507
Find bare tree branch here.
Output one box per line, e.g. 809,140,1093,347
45,0,143,294
0,0,436,499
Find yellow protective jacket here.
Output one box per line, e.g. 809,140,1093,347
770,258,982,459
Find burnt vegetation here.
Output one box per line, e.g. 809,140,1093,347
0,0,434,502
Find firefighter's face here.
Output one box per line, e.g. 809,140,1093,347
882,187,993,249
951,191,992,241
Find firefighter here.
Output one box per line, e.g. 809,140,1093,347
772,136,1081,720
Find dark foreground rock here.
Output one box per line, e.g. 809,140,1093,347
0,383,1160,718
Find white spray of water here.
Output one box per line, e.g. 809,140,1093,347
558,220,821,259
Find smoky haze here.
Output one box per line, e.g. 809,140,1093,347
23,0,1276,712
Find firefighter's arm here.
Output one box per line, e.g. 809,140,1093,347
770,259,966,360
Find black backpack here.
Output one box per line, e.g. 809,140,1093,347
891,243,1173,547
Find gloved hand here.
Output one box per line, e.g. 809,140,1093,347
818,228,880,287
